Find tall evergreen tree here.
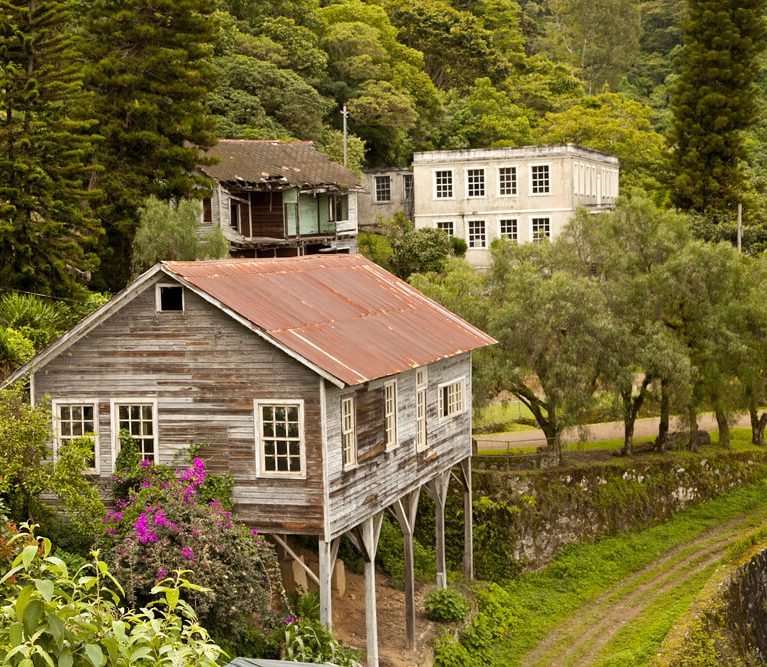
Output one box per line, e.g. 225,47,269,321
0,0,101,296
84,0,218,290
670,0,766,214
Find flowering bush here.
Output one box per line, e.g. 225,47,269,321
99,455,285,637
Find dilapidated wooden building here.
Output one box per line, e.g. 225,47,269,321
5,255,494,665
199,140,362,257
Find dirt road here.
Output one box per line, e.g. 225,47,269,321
475,413,753,452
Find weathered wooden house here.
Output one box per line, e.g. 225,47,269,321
4,255,494,665
199,140,362,257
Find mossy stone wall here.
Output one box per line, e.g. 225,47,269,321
417,451,767,581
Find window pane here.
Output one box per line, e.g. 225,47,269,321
262,406,273,421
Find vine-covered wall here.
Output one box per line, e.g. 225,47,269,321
416,451,767,581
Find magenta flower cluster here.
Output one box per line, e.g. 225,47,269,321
178,457,207,502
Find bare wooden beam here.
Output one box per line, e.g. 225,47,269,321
319,537,340,629
349,513,384,667
459,457,474,581
270,534,320,586
390,487,421,650
426,470,451,589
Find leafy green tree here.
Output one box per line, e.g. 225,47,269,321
84,0,219,291
383,0,510,91
734,255,767,445
535,92,667,192
559,199,692,453
670,0,767,214
130,197,229,277
319,0,440,164
209,55,331,140
654,241,747,448
362,213,452,280
0,388,105,537
438,78,532,148
486,242,617,459
414,243,616,461
316,129,366,175
0,0,101,298
541,0,641,93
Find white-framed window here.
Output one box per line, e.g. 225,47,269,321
254,400,305,477
438,378,465,420
341,396,357,469
573,162,580,195
53,400,98,472
156,283,184,312
416,368,427,452
467,220,486,248
402,173,414,200
374,175,391,203
434,170,453,199
436,221,454,238
499,218,518,242
384,381,398,451
113,400,158,464
498,166,517,196
466,168,485,198
530,164,550,195
532,217,551,243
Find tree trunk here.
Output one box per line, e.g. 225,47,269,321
540,425,561,465
656,381,670,453
748,397,767,446
621,378,651,456
715,405,730,448
688,404,699,451
621,389,635,455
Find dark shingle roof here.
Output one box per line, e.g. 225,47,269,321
200,139,362,190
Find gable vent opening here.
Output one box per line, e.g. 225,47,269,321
157,285,184,311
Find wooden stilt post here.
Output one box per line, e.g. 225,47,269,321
390,487,421,650
348,513,384,667
459,457,474,581
318,537,340,629
426,470,451,589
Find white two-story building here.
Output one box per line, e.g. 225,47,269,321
412,144,620,268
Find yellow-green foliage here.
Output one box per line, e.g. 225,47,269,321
0,524,226,665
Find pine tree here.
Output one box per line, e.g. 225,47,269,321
84,0,218,290
670,0,767,213
0,0,101,297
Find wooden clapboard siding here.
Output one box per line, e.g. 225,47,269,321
34,277,325,535
323,353,472,539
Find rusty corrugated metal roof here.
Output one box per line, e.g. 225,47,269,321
200,139,362,190
163,255,495,386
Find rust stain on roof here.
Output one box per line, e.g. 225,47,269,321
163,255,496,386
200,139,361,190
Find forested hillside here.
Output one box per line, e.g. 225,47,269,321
0,0,765,296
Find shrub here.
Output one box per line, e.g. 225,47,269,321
99,456,284,638
280,619,362,666
0,524,226,666
424,587,471,623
